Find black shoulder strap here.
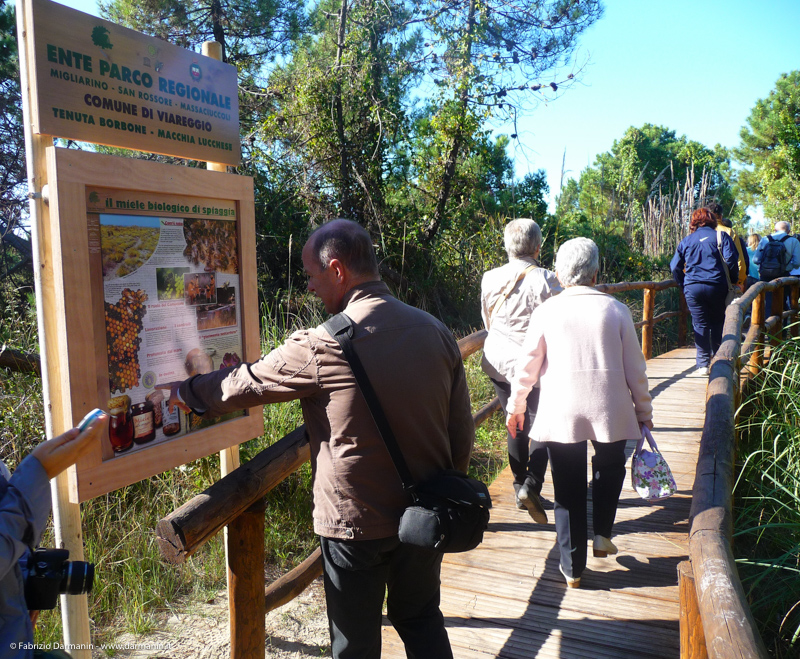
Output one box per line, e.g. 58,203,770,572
322,313,416,493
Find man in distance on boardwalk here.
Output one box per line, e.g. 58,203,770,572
161,219,475,658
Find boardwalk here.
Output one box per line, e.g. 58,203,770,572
382,347,706,658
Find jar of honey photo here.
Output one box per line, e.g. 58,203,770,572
108,395,133,453
131,400,156,444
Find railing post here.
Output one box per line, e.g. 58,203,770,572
229,498,267,659
749,289,766,375
790,282,799,338
678,288,688,347
771,283,784,347
642,287,655,360
678,561,708,659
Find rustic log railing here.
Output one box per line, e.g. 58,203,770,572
680,277,799,659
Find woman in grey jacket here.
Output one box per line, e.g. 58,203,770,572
480,218,561,523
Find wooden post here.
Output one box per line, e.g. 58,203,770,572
642,287,655,360
201,39,259,659
678,289,688,347
678,561,708,659
228,498,267,657
770,283,784,348
790,283,799,338
749,290,765,375
17,1,91,654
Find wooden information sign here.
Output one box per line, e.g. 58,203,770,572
25,0,241,165
45,147,261,502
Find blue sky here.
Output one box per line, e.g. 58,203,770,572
38,0,800,218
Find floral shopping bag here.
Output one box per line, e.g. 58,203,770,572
631,426,676,501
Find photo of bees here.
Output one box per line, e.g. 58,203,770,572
183,219,239,274
105,288,148,393
101,217,160,279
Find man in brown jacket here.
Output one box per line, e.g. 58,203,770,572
166,219,475,658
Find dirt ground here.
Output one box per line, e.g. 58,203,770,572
96,576,330,659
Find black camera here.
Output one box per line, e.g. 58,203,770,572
24,548,94,611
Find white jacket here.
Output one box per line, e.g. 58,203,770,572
508,286,652,444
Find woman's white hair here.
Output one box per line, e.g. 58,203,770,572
504,219,542,259
555,237,599,287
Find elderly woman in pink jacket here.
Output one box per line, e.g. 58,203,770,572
506,237,653,588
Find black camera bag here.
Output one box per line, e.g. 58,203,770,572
398,469,490,552
323,314,492,554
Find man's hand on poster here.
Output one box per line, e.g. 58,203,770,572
155,381,192,414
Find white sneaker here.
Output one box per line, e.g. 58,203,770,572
592,535,618,558
696,366,709,376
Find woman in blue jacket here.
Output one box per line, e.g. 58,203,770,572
670,207,739,375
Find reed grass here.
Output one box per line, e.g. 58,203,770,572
734,331,800,658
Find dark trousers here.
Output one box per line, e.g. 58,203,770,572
683,283,728,368
320,535,452,659
491,378,548,492
547,440,627,579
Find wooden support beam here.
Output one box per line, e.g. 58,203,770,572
641,287,655,360
264,547,323,614
770,283,784,347
473,397,500,428
457,329,487,359
678,561,708,659
156,426,309,563
0,345,41,375
748,291,765,375
228,498,266,658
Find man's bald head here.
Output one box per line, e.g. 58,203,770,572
305,219,380,280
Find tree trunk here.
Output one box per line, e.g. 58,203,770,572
422,0,476,244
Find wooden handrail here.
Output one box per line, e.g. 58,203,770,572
686,277,800,659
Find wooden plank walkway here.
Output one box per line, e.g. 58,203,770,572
382,347,706,658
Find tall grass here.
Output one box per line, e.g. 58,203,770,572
734,331,800,658
1,282,506,650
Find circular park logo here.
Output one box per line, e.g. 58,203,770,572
142,371,156,389
189,62,202,82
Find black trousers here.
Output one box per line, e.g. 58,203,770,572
490,378,548,492
320,535,452,659
548,440,628,579
683,282,727,368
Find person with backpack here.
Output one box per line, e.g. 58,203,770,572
753,221,800,315
708,203,748,293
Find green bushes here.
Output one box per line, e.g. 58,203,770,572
735,332,800,658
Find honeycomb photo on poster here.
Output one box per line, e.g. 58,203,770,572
100,215,160,279
184,272,217,306
156,267,189,301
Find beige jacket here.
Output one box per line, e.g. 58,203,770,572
508,286,652,444
480,257,562,382
180,281,475,540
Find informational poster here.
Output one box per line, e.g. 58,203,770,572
87,187,245,459
26,0,240,164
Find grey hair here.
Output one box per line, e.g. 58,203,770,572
504,219,542,259
775,221,792,234
555,237,599,287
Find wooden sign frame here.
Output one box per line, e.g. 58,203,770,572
45,146,262,502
